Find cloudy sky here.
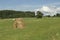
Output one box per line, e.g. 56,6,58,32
0,0,60,11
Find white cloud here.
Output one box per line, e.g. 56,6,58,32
40,6,51,12
56,7,60,11
35,6,60,16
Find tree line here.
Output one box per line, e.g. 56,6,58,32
0,10,60,19
0,10,35,18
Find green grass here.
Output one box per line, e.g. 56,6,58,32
0,17,60,40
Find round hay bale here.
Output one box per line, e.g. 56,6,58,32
13,18,25,29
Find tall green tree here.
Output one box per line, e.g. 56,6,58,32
36,11,43,18
56,13,60,17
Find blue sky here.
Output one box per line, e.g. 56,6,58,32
0,0,60,11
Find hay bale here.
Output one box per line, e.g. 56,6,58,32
13,18,25,29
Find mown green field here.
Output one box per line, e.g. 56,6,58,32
0,17,60,40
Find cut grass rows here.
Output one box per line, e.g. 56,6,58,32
0,17,60,40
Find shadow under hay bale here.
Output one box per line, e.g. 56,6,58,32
13,18,25,29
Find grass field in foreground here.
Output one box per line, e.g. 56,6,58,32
0,17,60,40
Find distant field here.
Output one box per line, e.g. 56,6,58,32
0,17,60,40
